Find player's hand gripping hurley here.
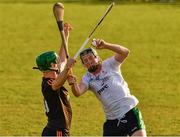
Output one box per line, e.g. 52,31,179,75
53,3,69,58
53,2,74,79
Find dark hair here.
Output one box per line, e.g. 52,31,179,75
80,48,98,64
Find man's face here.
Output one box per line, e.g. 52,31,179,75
81,53,100,72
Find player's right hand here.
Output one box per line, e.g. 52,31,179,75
65,58,76,70
67,74,77,85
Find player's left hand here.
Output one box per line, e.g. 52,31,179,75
64,22,73,39
92,39,107,49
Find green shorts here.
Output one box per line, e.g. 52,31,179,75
103,107,146,136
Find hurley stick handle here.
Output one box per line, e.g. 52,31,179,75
53,2,73,77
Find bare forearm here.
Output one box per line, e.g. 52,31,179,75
68,77,87,97
58,45,66,62
52,68,69,90
105,43,129,56
71,83,82,97
58,35,69,62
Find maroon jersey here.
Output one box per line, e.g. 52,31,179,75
41,77,72,130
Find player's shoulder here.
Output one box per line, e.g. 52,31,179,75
82,71,91,81
102,56,116,66
42,77,56,92
102,56,121,70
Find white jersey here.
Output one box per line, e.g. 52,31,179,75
82,57,139,120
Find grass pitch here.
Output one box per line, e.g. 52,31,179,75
0,2,180,135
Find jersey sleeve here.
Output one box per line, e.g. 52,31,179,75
104,56,121,71
81,74,90,89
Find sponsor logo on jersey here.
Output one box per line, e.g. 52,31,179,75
97,84,109,95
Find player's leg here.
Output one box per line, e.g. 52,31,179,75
103,119,126,136
127,107,146,136
42,126,55,136
42,126,63,137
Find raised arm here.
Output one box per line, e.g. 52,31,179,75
51,23,74,91
94,39,130,63
58,23,73,70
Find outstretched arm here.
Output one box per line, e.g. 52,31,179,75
51,58,76,91
94,39,130,63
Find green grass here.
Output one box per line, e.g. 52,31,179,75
0,2,180,135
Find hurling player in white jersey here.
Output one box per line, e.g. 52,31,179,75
68,39,147,136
